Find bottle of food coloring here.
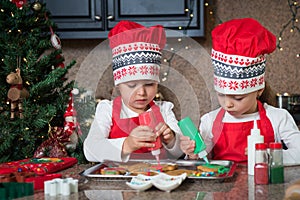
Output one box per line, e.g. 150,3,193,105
247,120,264,175
254,143,269,185
139,111,162,161
269,142,284,184
178,116,209,164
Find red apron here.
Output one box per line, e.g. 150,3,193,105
212,100,275,162
109,96,166,155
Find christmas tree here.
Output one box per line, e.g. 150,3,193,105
0,0,83,163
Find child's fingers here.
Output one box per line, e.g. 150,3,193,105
180,135,191,141
140,142,155,148
128,126,160,150
180,138,191,149
186,141,196,153
155,122,166,137
131,125,153,135
130,133,156,143
187,146,196,154
130,137,155,149
188,154,199,159
154,123,175,144
161,128,174,140
124,135,155,153
130,126,156,140
180,139,195,153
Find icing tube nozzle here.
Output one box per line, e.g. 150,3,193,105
198,150,209,164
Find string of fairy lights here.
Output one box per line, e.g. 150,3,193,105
157,0,299,101
277,0,299,58
161,0,299,80
205,0,299,58
159,0,195,85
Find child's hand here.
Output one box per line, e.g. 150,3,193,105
180,135,198,159
122,126,156,155
155,122,175,145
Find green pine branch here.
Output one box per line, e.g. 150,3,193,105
0,0,80,162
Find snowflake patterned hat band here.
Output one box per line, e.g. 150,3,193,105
108,20,166,86
211,18,276,95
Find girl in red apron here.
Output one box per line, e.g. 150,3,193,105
180,18,298,163
84,21,183,162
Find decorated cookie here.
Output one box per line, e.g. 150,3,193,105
197,164,229,174
165,169,196,176
100,167,127,175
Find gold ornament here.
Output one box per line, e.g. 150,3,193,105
32,2,42,11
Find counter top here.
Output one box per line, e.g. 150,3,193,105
16,163,300,200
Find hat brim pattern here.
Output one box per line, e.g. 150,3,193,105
112,42,162,85
212,49,266,95
113,63,160,85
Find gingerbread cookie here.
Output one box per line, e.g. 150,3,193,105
197,164,228,174
161,164,178,171
117,162,178,175
118,163,151,173
165,169,196,176
100,167,127,175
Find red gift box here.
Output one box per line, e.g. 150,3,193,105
0,157,77,190
0,157,77,175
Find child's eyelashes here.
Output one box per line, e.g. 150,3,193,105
126,82,155,88
234,97,244,101
217,93,245,101
127,84,137,88
145,83,155,87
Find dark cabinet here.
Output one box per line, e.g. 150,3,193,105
42,0,204,39
42,0,105,38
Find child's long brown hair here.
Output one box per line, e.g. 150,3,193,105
259,81,277,107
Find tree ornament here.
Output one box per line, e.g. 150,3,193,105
11,0,27,9
50,33,62,49
55,54,65,68
6,68,29,119
63,90,82,152
34,126,69,158
0,0,76,163
31,1,42,11
44,13,62,49
72,88,79,95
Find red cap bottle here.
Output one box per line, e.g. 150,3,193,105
139,111,162,157
254,143,269,185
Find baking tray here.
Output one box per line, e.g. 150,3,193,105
82,159,236,180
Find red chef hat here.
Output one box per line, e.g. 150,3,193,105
108,20,166,85
64,105,77,118
211,18,276,95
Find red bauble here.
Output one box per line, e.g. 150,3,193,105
11,0,26,8
55,54,65,68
